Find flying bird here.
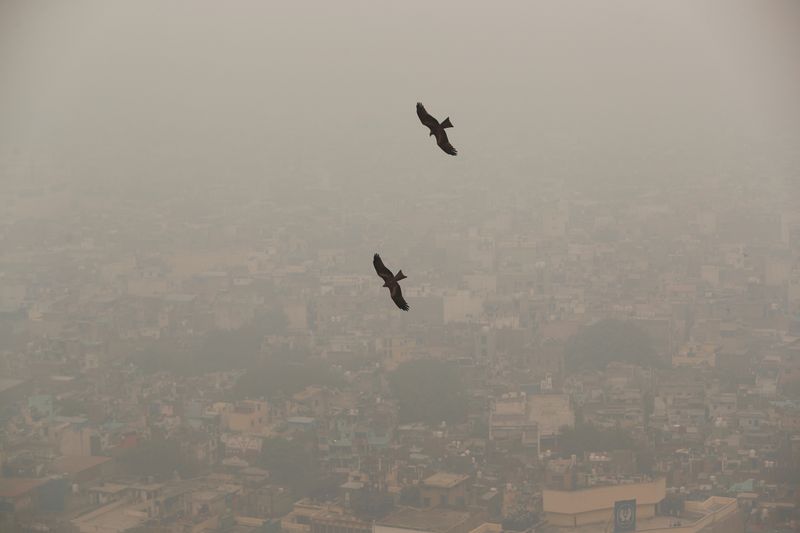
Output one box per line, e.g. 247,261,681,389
373,253,410,311
416,102,457,156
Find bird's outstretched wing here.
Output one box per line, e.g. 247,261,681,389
416,103,439,131
390,284,410,311
436,130,458,156
373,253,394,283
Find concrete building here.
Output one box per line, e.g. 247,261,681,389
282,500,370,533
50,455,115,484
526,394,574,451
226,400,270,433
672,342,718,368
542,478,742,533
0,478,48,514
489,393,538,451
375,506,485,533
419,473,471,509
543,478,666,528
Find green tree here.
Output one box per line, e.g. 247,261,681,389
399,486,421,507
130,307,288,376
558,423,634,457
389,359,467,425
502,512,539,532
351,490,394,520
565,319,658,371
259,436,327,497
116,437,202,479
781,380,800,399
58,398,88,417
233,358,344,399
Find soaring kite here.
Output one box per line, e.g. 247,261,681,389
373,253,410,311
416,102,457,156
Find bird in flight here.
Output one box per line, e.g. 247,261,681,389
416,102,457,156
373,253,410,311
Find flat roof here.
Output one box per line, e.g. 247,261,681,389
193,490,225,502
287,416,316,424
0,478,48,499
539,496,738,533
129,482,165,491
544,478,666,516
89,483,129,494
423,472,469,489
72,500,148,530
377,506,473,533
0,377,25,393
51,455,112,475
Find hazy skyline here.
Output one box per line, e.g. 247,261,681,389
1,4,799,533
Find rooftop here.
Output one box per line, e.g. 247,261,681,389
0,377,26,393
287,416,317,424
539,496,739,532
544,478,666,516
423,472,470,489
72,500,149,531
89,483,129,494
0,478,48,499
51,455,113,475
377,506,474,533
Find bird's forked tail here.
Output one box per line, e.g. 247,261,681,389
440,117,453,129
394,270,407,282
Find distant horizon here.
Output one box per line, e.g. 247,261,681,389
1,0,798,198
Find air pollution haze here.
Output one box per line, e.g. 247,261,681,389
0,2,798,533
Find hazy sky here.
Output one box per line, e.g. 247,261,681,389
1,0,798,192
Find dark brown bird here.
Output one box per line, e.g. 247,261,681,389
373,253,409,311
416,102,457,156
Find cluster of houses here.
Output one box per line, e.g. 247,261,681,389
1,159,799,532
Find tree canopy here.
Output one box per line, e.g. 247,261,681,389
130,308,287,376
388,358,467,425
557,423,635,457
116,437,203,479
350,490,394,520
258,436,337,498
502,512,539,532
233,358,344,400
565,319,658,371
398,486,421,507
131,306,342,398
781,379,800,399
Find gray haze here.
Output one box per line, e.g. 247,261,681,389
1,0,799,193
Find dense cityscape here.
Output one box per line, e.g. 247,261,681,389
1,148,798,532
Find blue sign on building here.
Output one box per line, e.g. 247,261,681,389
614,499,636,532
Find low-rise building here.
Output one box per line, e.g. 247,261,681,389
420,473,471,509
